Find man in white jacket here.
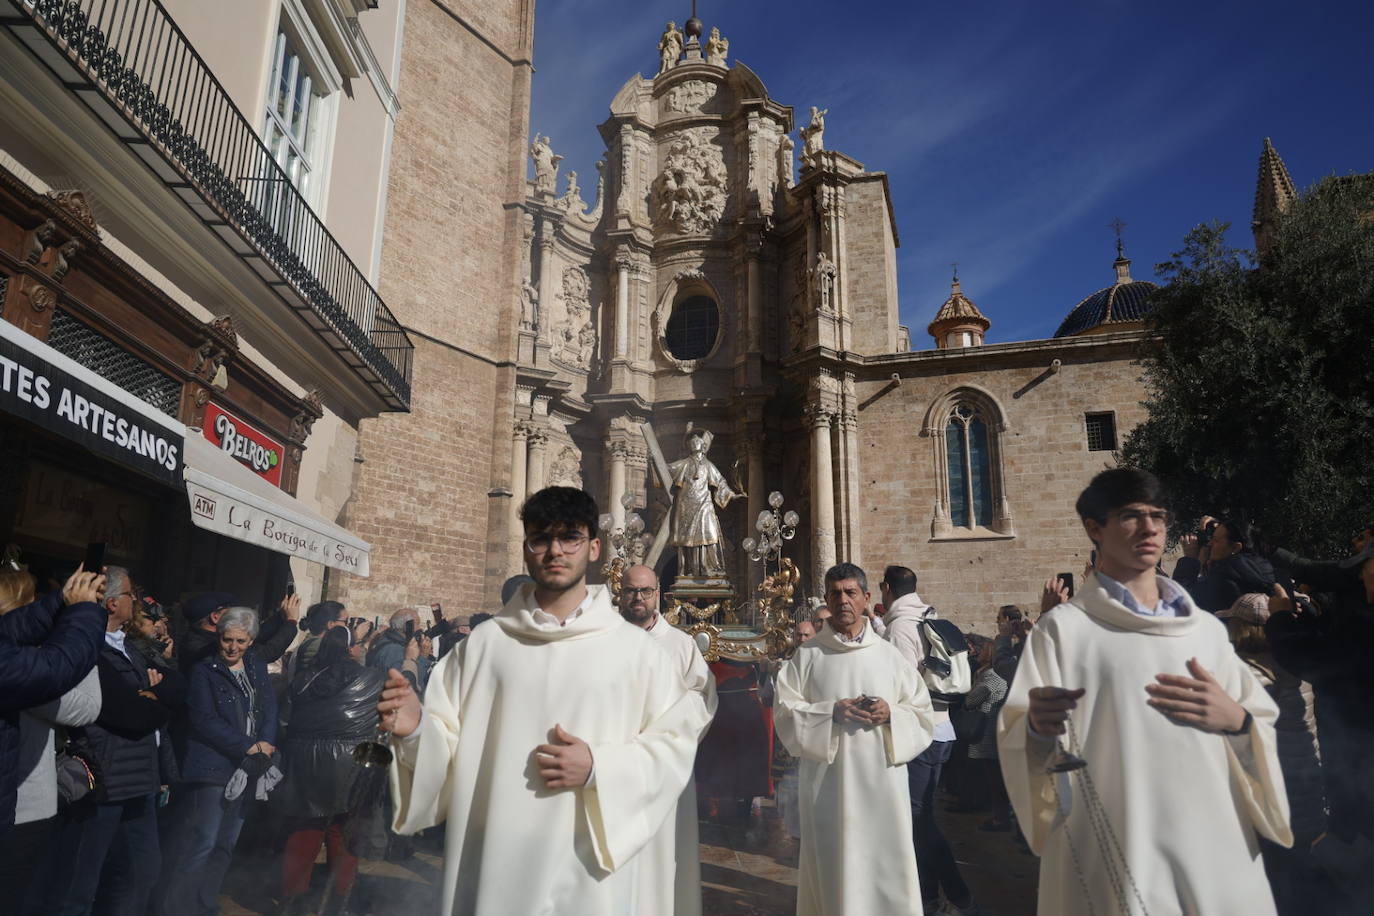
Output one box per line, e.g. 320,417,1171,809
881,564,980,916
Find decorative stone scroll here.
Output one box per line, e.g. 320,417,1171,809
652,131,728,236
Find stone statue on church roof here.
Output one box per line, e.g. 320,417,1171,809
558,170,586,212
658,22,683,74
529,133,561,195
801,106,827,164
705,26,729,66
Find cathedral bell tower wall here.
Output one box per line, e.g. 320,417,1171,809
338,0,536,613
841,176,902,355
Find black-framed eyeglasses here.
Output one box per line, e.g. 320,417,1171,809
1109,509,1169,528
624,586,658,598
524,532,591,555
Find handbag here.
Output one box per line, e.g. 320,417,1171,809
55,736,100,805
950,702,988,745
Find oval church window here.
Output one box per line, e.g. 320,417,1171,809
664,295,720,362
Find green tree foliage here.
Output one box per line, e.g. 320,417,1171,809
1122,174,1374,556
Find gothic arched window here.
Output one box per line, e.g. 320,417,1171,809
945,406,994,528
923,386,1014,539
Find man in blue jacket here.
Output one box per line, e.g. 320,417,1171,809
0,566,106,834
29,566,186,916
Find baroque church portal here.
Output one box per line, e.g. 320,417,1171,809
500,12,1172,630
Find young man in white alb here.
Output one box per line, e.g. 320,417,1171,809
998,468,1291,915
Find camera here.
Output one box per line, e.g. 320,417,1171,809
1197,520,1218,547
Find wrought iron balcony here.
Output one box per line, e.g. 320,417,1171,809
1,0,412,409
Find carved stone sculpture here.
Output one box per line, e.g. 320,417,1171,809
800,106,828,163
665,79,715,114
705,27,729,66
652,131,728,235
529,133,562,195
577,321,597,366
558,170,586,213
549,445,583,488
810,251,837,312
519,280,539,331
552,267,593,369
667,426,738,578
658,22,683,74
777,134,795,189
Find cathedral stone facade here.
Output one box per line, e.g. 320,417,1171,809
335,11,1293,633
494,17,1155,628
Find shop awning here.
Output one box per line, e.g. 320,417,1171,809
1,318,184,484
183,435,370,576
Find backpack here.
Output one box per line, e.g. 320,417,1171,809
918,615,971,701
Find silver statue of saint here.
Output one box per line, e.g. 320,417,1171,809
667,426,738,578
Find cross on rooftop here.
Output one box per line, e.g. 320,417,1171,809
1109,217,1127,257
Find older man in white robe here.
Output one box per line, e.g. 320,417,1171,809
378,487,710,916
775,562,936,916
618,564,716,916
999,468,1291,915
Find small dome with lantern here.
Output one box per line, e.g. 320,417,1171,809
927,272,990,349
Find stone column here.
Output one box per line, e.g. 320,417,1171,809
537,219,557,316
510,423,529,568
526,428,548,495
614,256,631,359
839,408,862,570
747,245,763,353
607,440,628,529
805,404,837,594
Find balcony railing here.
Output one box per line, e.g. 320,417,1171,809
3,0,413,409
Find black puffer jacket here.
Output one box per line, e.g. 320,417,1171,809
77,639,185,803
278,659,386,818
1172,553,1276,613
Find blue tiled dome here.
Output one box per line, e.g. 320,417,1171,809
1054,257,1158,338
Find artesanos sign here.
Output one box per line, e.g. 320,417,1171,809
0,320,182,484
203,402,284,487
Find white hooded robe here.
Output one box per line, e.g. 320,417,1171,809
775,622,936,916
388,585,706,915
997,573,1292,916
642,616,717,916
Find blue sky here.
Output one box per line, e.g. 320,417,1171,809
529,1,1374,345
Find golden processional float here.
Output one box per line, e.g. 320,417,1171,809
598,421,800,661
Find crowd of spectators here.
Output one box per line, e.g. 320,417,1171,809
0,551,470,915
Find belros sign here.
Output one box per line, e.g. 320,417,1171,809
202,401,284,487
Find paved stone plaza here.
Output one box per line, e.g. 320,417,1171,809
218,794,1038,915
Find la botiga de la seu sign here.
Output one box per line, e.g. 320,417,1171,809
202,402,284,487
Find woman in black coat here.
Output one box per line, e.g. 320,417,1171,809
278,626,386,912
1173,517,1276,612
